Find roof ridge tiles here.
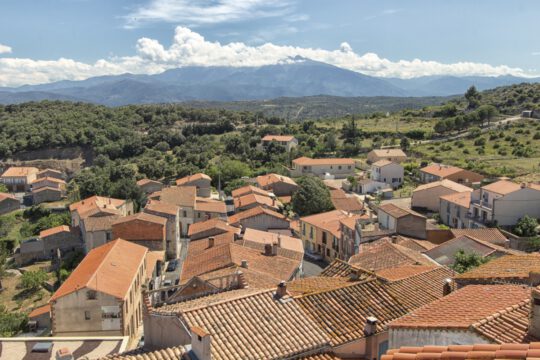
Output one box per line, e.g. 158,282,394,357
293,277,377,299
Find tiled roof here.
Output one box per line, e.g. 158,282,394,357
440,191,471,208
296,278,409,346
330,189,364,212
1,166,39,177
376,264,440,281
424,235,519,266
31,176,66,184
391,235,438,251
370,149,407,157
187,218,239,237
145,250,164,279
194,199,227,213
0,192,17,201
228,206,287,225
28,304,51,318
414,179,473,193
175,173,211,186
159,186,197,208
158,289,331,360
234,192,278,209
39,225,71,238
100,346,188,360
293,157,355,166
287,276,361,296
382,343,540,360
300,353,343,360
37,168,62,175
378,203,425,219
420,163,463,177
301,210,359,238
231,185,270,198
239,228,304,261
113,212,167,226
144,200,180,216
69,195,126,219
348,239,433,271
372,159,395,167
320,259,360,278
389,284,531,329
450,228,508,246
261,134,296,142
82,214,119,232
50,239,147,301
31,186,62,194
483,180,522,195
188,232,236,256
455,254,540,282
257,173,297,188
136,178,162,186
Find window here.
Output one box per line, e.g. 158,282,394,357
106,232,112,241
86,290,97,300
183,211,187,217
338,166,342,170
302,223,306,236
322,232,327,244
348,166,352,169
84,311,91,320
309,227,313,239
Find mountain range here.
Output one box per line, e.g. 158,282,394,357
1,57,539,106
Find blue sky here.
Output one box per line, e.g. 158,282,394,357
0,0,539,86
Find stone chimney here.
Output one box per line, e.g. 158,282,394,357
271,242,278,256
363,316,378,336
208,237,215,248
277,234,282,248
443,278,453,296
275,281,287,298
391,235,398,244
191,326,212,360
241,260,248,269
264,243,272,256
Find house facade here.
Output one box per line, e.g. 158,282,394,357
419,163,484,186
112,212,167,251
290,157,355,179
439,191,471,228
256,173,298,196
0,193,20,215
143,201,181,259
228,206,290,232
371,160,404,188
259,135,298,152
175,174,212,198
70,195,133,227
136,179,164,195
411,179,472,212
367,149,407,164
377,203,427,239
0,166,39,192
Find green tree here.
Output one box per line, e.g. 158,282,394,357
452,249,489,273
0,306,27,337
218,159,252,184
340,115,362,145
291,176,334,216
20,270,48,291
514,215,538,237
465,85,481,109
477,105,498,127
0,184,7,193
400,137,411,152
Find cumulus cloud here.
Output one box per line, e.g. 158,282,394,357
0,26,536,87
124,0,295,28
0,44,12,54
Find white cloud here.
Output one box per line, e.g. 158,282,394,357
532,51,540,56
0,26,537,87
124,0,295,28
0,44,12,54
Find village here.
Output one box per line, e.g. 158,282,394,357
0,127,539,360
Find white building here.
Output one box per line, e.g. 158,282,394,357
371,160,404,188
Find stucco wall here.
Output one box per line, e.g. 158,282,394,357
494,188,540,226
389,328,488,349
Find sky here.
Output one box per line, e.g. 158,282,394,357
0,0,539,87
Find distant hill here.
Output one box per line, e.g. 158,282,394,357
1,57,539,106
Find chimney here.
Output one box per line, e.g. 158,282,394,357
275,281,287,298
272,198,276,207
56,348,73,360
191,326,212,360
208,237,215,248
443,278,453,296
277,234,282,248
264,243,272,256
364,316,378,336
271,242,278,256
241,260,248,269
530,288,540,339
391,235,398,244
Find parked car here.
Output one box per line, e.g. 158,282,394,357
166,259,178,272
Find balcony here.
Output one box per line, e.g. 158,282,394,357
471,199,493,210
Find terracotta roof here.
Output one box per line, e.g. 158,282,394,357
440,191,471,208
50,239,147,301
136,178,162,186
257,173,297,188
483,180,522,195
414,179,473,193
378,203,425,219
69,195,126,218
100,346,187,360
158,289,331,360
261,134,296,142
37,168,62,175
82,214,119,232
238,228,304,261
390,235,438,251
425,235,519,266
296,278,409,346
301,210,360,238
421,163,464,177
175,173,211,186
287,276,361,296
39,225,71,238
0,192,17,201
234,192,278,210
28,304,51,318
228,206,287,225
389,284,531,329
1,166,39,177
455,254,540,282
372,159,395,167
145,251,164,279
300,353,343,360
330,189,364,212
376,264,441,281
31,176,66,185
144,200,180,216
31,186,62,194
293,157,355,166
321,259,363,278
450,228,508,246
339,216,359,231
348,239,433,271
370,149,407,157
159,186,197,208
231,185,270,198
113,212,167,226
188,232,236,256
187,218,239,237
194,199,227,213
382,343,540,360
